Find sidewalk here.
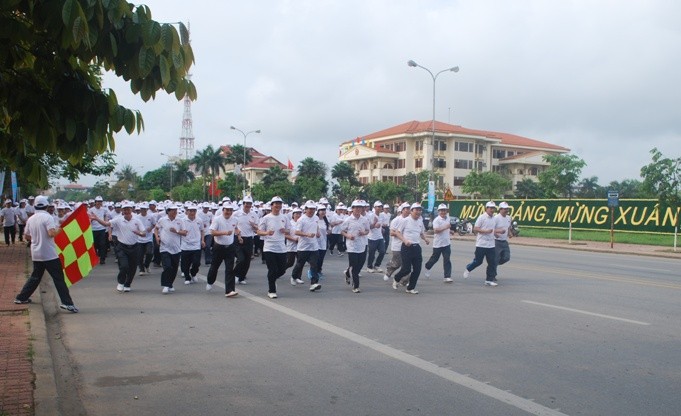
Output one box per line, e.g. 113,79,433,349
0,244,32,416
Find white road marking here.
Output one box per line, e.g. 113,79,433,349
522,300,651,326
203,275,568,416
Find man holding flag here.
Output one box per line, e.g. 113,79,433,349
13,196,79,312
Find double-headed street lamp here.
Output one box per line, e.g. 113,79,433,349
407,59,459,212
229,126,261,193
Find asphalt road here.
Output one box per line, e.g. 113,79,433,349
50,242,681,416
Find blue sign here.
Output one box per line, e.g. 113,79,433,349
607,190,619,208
427,181,435,213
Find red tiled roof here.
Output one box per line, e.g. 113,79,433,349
244,156,287,170
343,120,569,152
220,145,267,159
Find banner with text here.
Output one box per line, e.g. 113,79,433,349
423,199,679,234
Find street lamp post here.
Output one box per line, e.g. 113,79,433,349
229,126,261,195
407,60,459,214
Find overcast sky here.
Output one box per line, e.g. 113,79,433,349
88,0,680,187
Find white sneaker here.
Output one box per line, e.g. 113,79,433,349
267,292,278,299
184,280,191,285
123,287,131,292
309,283,321,292
206,284,213,291
290,278,297,286
424,269,431,278
225,291,239,297
352,287,361,293
295,278,304,284
484,281,498,287
444,277,453,283
366,267,375,273
392,280,399,290
191,276,198,282
383,274,389,282
238,280,248,285
463,269,470,279
168,287,175,292
374,267,384,273
138,271,147,276
145,267,150,274
116,283,124,292
162,287,170,294
405,289,419,294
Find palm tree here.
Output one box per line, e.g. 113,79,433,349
115,164,139,185
224,144,253,167
173,159,195,186
191,145,227,201
192,147,211,200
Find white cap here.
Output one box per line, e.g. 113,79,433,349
399,202,410,211
383,204,390,208
304,200,316,209
319,197,329,204
243,195,253,203
262,203,271,210
121,201,134,209
499,202,510,209
437,203,449,210
271,196,283,203
410,202,422,210
316,204,327,210
34,196,49,208
4,199,11,204
186,204,198,210
149,200,157,205
373,201,382,207
222,202,234,210
485,201,497,208
139,203,149,209
350,200,363,208
94,196,103,202
292,207,302,214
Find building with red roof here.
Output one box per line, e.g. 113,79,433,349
338,120,569,197
219,145,292,189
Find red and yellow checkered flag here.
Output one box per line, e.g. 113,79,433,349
54,204,99,287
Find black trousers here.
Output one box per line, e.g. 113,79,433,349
286,251,297,270
367,238,386,268
394,244,422,291
18,224,25,242
115,242,139,287
382,226,390,252
160,251,180,288
425,245,452,278
138,241,153,271
92,229,108,262
291,250,319,284
16,258,74,306
203,234,213,265
3,225,16,245
264,251,287,293
180,249,202,280
234,236,254,281
152,234,161,265
347,250,367,289
466,246,497,281
206,243,236,293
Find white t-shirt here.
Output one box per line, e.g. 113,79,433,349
431,215,451,248
233,209,259,238
286,218,299,252
398,215,425,245
136,212,156,243
367,211,383,241
24,211,58,261
295,214,319,251
110,216,144,245
316,216,328,250
156,216,184,254
474,213,497,248
494,214,512,242
89,207,110,231
389,215,407,251
340,214,370,253
181,217,205,251
209,214,238,246
259,213,289,253
0,207,16,227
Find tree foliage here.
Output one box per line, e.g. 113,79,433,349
640,148,681,226
607,179,653,199
514,178,544,199
217,172,243,201
575,176,603,198
224,144,252,167
462,171,512,200
1,1,196,186
538,154,586,198
331,162,360,186
364,181,402,205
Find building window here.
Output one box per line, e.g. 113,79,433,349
455,141,473,152
454,159,473,169
434,140,447,151
492,165,501,173
372,164,377,170
383,163,393,169
507,151,515,157
475,160,485,171
382,176,394,182
493,149,506,159
529,167,539,176
518,169,524,175
360,177,368,184
415,141,424,151
396,159,405,169
360,162,368,170
380,143,394,151
453,176,465,186
415,158,423,168
476,144,485,155
394,142,406,152
435,159,446,168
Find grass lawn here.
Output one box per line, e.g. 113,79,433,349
521,227,678,247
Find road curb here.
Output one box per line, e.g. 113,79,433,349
28,284,59,416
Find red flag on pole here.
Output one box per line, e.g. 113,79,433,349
287,159,294,170
208,178,221,197
54,204,99,287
